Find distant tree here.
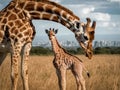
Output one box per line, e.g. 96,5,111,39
30,47,53,55
30,46,120,55
77,48,84,54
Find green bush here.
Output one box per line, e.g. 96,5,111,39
30,47,53,55
94,47,120,54
30,46,120,55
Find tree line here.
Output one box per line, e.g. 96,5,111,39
30,46,120,55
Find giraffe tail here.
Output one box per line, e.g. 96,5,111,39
86,71,90,78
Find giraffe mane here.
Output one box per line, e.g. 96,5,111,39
53,34,82,62
57,39,83,63
36,0,80,20
62,47,83,62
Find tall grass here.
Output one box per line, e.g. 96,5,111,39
0,55,120,90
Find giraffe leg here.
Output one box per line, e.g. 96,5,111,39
0,52,7,66
21,43,31,90
11,45,21,90
56,68,66,90
71,64,86,90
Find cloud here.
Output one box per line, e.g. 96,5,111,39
67,5,111,22
50,0,62,3
0,3,2,6
65,4,95,16
107,0,120,3
97,21,116,28
91,12,111,21
0,3,3,10
81,7,95,15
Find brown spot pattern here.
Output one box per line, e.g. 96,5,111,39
8,14,17,21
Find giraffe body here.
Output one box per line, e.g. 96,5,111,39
46,28,89,90
0,5,35,89
0,0,95,90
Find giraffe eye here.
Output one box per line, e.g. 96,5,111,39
76,22,80,29
75,21,80,29
75,34,77,37
84,36,88,40
90,31,94,35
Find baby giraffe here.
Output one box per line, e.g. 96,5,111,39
45,28,90,90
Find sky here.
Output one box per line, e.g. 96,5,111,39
0,0,120,43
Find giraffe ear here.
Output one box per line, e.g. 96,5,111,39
55,29,58,34
91,21,96,30
45,29,48,34
86,17,91,27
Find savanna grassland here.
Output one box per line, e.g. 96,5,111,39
0,55,120,90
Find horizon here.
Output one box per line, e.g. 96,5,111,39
32,34,120,46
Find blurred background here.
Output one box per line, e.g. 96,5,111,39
0,0,120,48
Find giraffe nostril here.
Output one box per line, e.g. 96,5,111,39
84,36,88,40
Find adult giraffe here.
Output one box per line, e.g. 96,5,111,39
0,0,96,90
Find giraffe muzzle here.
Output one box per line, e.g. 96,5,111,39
85,49,93,59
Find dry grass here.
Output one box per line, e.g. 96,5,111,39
0,55,120,90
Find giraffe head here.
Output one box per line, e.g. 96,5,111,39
45,28,58,40
73,18,96,59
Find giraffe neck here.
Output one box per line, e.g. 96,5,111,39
50,36,63,54
19,0,80,31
